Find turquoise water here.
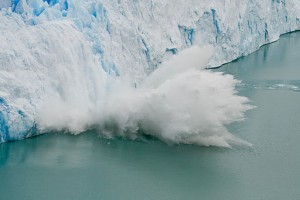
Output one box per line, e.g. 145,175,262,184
1,32,300,200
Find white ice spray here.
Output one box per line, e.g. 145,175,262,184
37,45,253,147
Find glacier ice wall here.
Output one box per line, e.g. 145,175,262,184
1,0,300,80
0,0,299,144
0,13,106,142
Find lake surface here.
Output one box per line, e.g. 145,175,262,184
1,32,300,200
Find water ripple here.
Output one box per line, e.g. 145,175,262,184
238,80,300,92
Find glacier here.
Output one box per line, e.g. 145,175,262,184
0,0,299,145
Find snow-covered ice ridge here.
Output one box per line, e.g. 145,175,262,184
0,0,299,144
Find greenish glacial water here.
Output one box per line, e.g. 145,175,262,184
1,32,300,200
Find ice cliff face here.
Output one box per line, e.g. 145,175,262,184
0,14,106,141
1,0,300,79
0,0,299,143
